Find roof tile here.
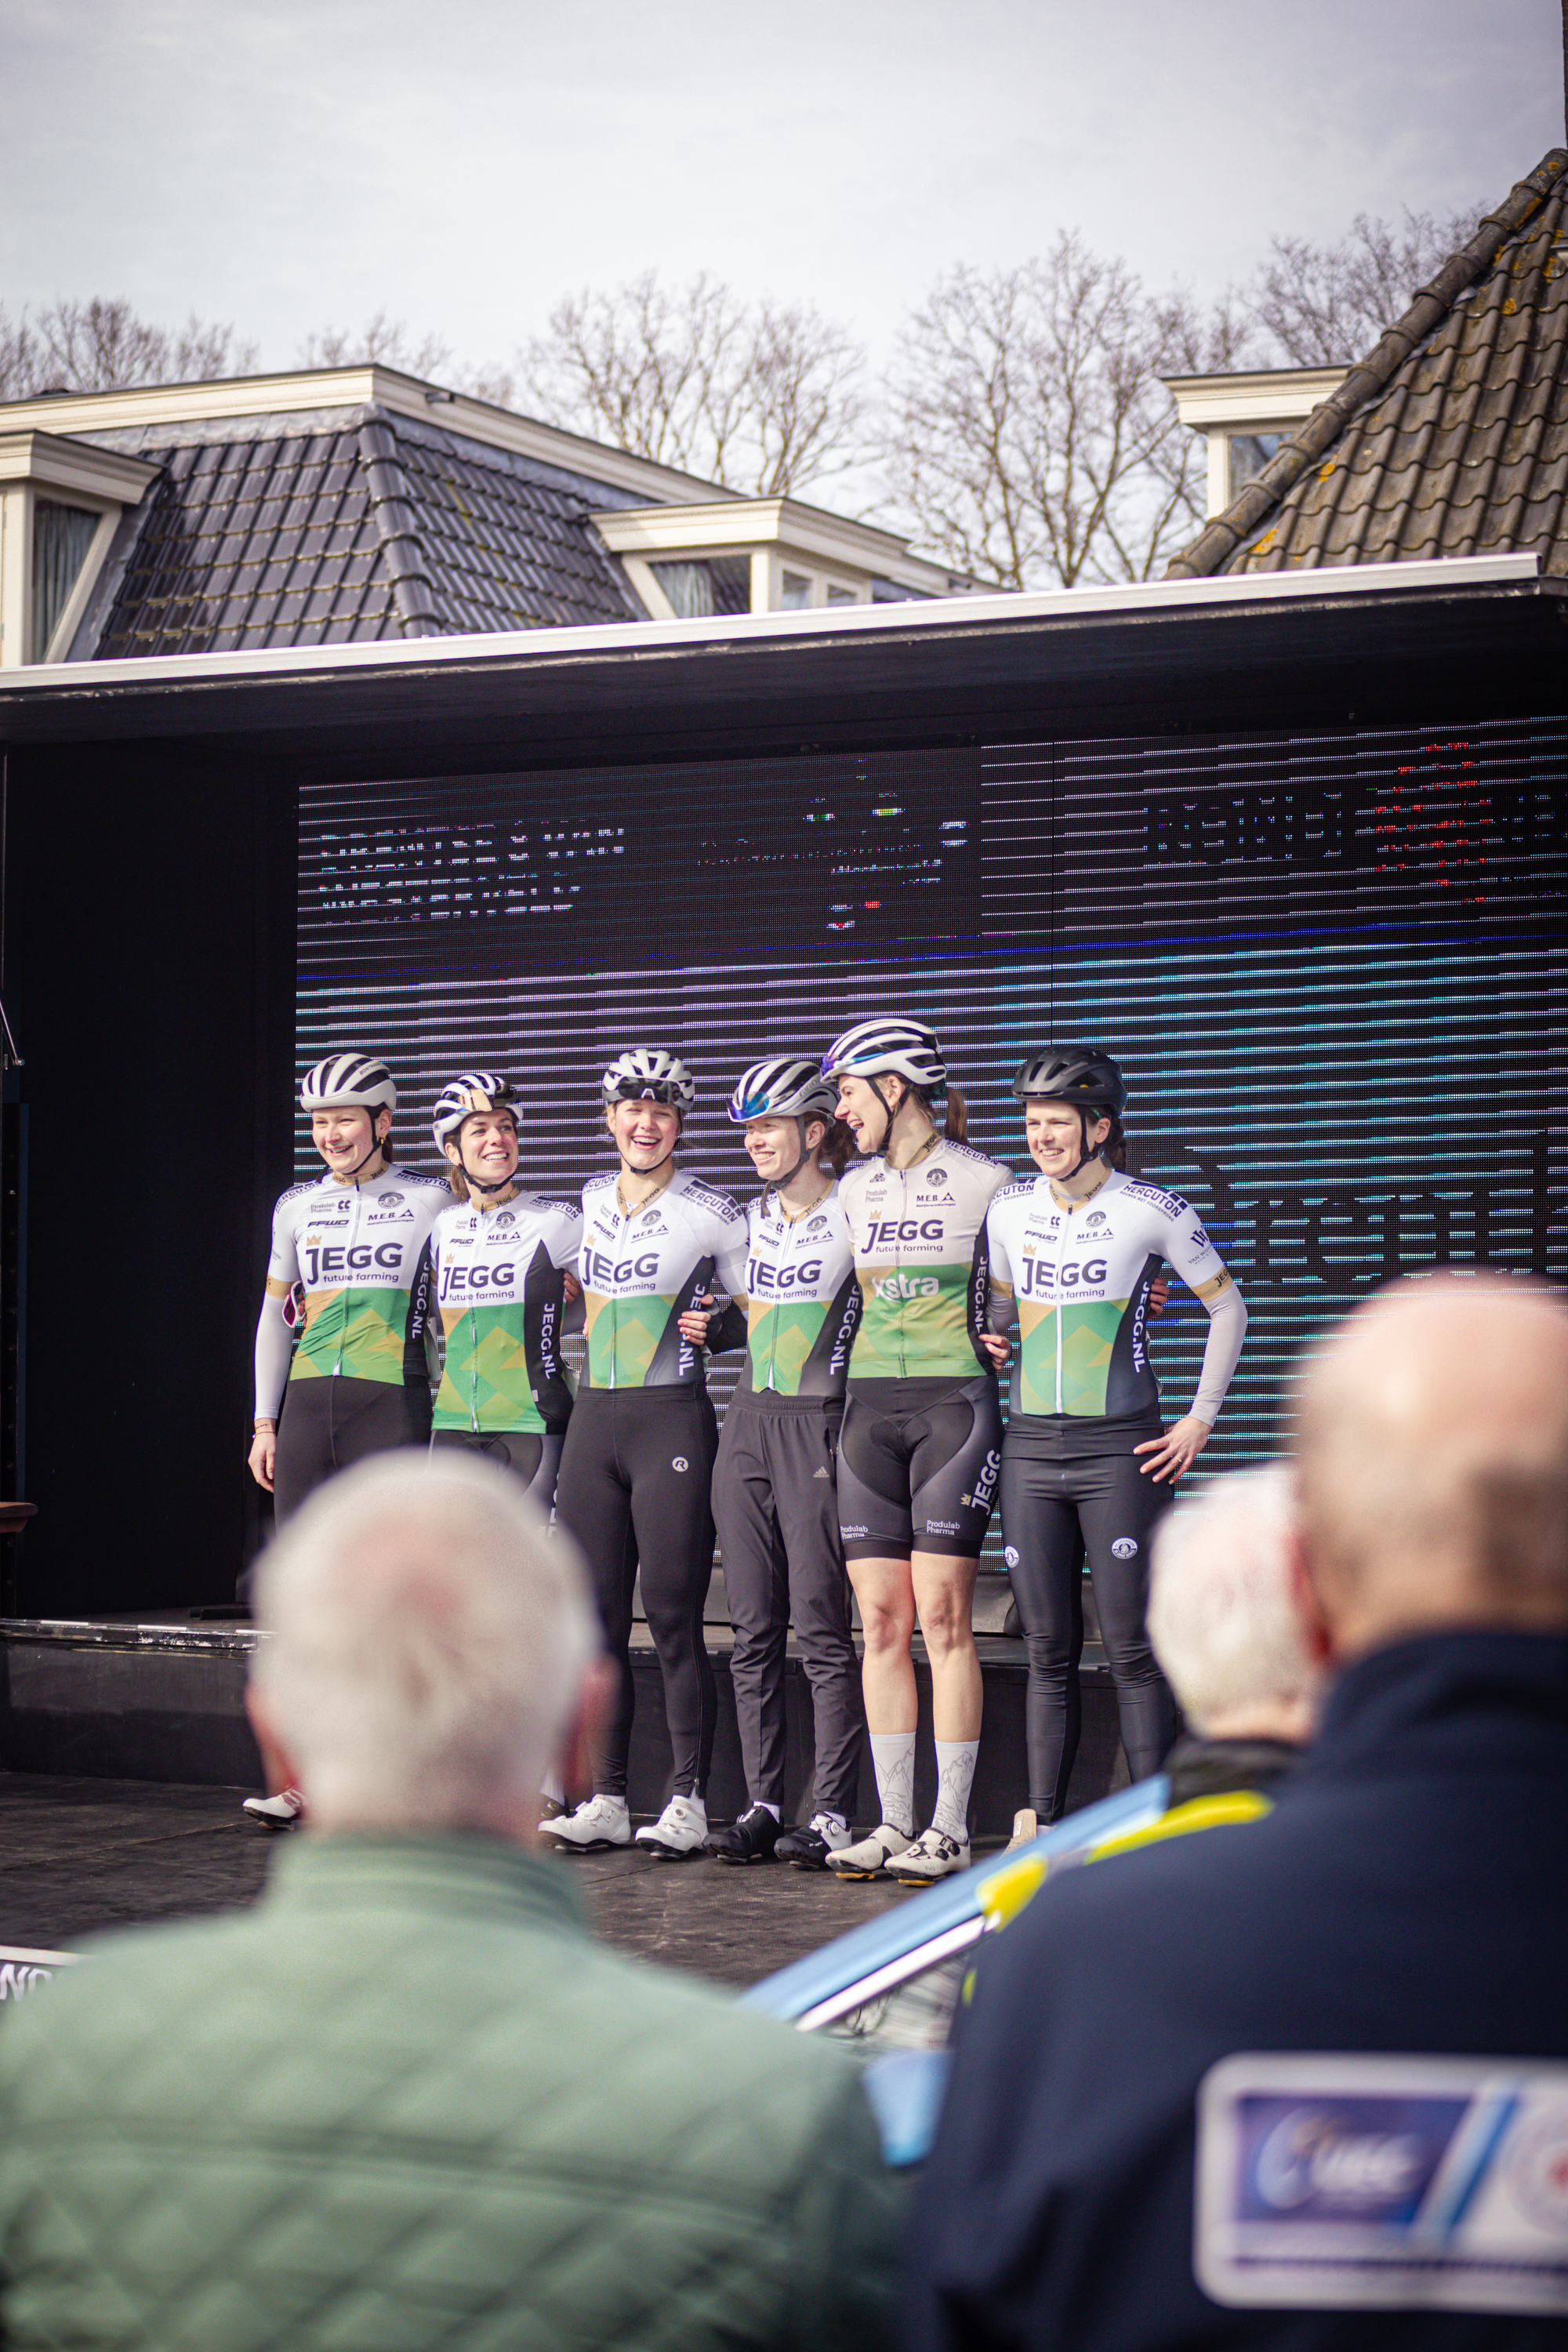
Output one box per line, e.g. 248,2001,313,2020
1167,151,1568,580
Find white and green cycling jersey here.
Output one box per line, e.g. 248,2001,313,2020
423,1191,582,1434
578,1168,749,1389
735,1184,860,1399
840,1139,1011,1384
255,1162,448,1416
985,1166,1245,1421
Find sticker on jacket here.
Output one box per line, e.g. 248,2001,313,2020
1196,2053,1568,2314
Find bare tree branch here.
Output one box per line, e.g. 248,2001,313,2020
519,272,870,495
1248,204,1484,364
297,311,454,377
0,296,257,396
884,236,1225,590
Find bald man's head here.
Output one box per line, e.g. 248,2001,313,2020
1293,1275,1568,1661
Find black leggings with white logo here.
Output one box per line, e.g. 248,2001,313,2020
1000,1429,1176,1820
554,1385,719,1801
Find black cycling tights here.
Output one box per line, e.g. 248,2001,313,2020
1000,1442,1176,1820
274,1375,430,1524
554,1387,719,1801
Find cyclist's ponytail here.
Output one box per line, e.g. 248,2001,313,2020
944,1086,969,1145
1102,1109,1127,1170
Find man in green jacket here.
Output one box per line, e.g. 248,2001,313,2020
0,1451,901,2350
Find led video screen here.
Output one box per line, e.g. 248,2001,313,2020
297,717,1567,1540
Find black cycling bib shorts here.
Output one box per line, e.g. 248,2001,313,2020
273,1375,432,1525
1000,1417,1176,1819
429,1425,564,1513
554,1386,720,1802
836,1373,1004,1562
711,1389,863,1821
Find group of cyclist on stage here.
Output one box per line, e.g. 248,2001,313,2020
247,1018,1247,1883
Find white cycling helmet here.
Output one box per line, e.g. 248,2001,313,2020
820,1017,946,1095
431,1072,518,1148
601,1047,696,1110
300,1052,397,1115
727,1057,838,1126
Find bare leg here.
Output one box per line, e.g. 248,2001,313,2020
846,1556,917,1732
911,1552,982,1741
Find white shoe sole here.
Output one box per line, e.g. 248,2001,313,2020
543,1813,630,1853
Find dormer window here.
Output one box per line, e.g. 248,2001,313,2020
1162,370,1349,517
648,556,751,619
0,430,158,665
592,496,978,620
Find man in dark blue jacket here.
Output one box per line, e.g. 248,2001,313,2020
906,1273,1568,2350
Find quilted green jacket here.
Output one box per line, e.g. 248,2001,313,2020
0,1833,902,2350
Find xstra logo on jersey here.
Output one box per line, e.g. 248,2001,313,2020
842,1142,1011,1382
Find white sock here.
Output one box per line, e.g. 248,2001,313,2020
932,1740,979,1842
869,1732,916,1836
815,1809,848,1836
539,1767,564,1806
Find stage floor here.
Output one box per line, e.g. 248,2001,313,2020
0,1771,928,1988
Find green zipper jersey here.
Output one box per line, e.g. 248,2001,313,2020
735,1185,860,1399
255,1163,448,1416
985,1167,1238,1418
578,1170,749,1390
840,1140,1011,1385
423,1192,582,1435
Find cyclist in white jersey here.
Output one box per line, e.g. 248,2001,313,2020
983,1044,1247,1832
417,1073,582,1508
547,1049,749,1862
820,1017,1011,1886
677,1059,865,1871
245,1052,446,1828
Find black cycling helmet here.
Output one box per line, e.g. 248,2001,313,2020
1012,1044,1126,1115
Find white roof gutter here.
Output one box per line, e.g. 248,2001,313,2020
0,551,1541,697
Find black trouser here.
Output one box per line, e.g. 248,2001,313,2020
554,1385,719,1801
274,1375,431,1524
430,1426,564,1515
1000,1422,1176,1820
712,1392,863,1820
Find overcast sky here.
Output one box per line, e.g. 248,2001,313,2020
3,0,1562,383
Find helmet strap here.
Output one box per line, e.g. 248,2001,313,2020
863,1076,896,1156
1061,1105,1106,1182
454,1114,519,1197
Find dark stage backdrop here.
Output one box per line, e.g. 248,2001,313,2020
296,717,1567,1557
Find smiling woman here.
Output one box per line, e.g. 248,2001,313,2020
984,1044,1249,1831
243,1050,449,1827
546,1048,751,1864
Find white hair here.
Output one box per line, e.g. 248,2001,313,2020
1148,1465,1322,1737
250,1450,600,1831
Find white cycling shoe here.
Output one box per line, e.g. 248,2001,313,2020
543,1794,631,1853
893,1828,971,1882
241,1788,304,1831
826,1821,916,1880
634,1793,709,1859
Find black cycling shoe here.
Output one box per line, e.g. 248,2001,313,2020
707,1802,782,1865
775,1814,852,1871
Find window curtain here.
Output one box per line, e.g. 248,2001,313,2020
31,501,100,659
